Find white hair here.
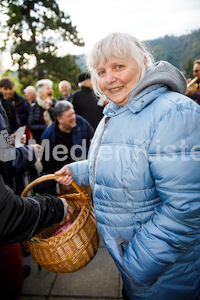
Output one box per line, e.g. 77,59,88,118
36,79,53,93
85,32,155,96
58,80,71,91
24,85,36,94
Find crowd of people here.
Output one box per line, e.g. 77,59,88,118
0,72,105,300
0,32,200,300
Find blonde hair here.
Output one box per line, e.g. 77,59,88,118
86,32,155,96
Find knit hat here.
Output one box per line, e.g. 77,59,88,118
78,72,91,83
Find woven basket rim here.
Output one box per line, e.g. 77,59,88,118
28,196,92,247
22,175,100,273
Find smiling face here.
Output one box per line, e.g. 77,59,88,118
57,108,76,133
0,87,15,100
193,63,200,81
96,56,141,107
60,83,71,98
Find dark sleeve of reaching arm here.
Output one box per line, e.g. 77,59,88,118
0,175,64,245
12,145,37,173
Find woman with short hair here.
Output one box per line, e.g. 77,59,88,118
56,32,200,300
28,79,56,143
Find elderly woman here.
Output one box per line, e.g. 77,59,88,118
28,79,56,143
55,33,200,300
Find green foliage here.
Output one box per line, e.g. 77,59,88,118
18,54,81,91
146,29,200,78
0,0,84,91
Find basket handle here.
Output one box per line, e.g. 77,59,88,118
21,174,84,197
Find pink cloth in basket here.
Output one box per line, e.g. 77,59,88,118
51,222,72,237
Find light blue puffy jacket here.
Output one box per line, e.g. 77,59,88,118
68,61,200,300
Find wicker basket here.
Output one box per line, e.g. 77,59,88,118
21,174,100,273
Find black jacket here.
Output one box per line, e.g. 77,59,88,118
72,87,104,129
0,92,30,126
1,98,20,132
0,99,37,194
0,105,37,191
12,92,30,126
0,175,64,245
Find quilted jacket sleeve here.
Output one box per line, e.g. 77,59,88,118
123,106,200,286
68,160,90,187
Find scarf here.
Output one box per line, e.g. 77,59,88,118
36,97,51,126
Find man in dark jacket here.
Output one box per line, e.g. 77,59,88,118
72,72,106,130
57,80,72,102
36,100,94,195
0,77,30,126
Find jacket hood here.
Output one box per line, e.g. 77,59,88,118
129,60,187,100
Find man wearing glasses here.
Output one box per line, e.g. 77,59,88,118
186,59,200,104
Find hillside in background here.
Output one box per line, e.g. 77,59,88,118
76,29,200,77
147,29,200,70
75,54,87,72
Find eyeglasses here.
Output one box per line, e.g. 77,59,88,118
194,70,200,73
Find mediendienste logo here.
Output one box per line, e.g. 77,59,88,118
1,129,200,163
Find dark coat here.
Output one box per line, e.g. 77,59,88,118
13,92,30,126
1,99,19,132
0,174,64,245
28,99,56,143
0,103,37,191
41,115,94,173
72,87,104,129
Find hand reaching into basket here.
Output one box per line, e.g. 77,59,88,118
59,197,74,225
55,166,74,224
55,166,73,187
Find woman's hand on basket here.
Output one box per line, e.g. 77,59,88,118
59,197,74,225
55,166,73,186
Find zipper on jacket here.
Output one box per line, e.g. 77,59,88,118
92,117,110,190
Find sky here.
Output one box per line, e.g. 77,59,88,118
1,0,199,73
57,0,200,56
